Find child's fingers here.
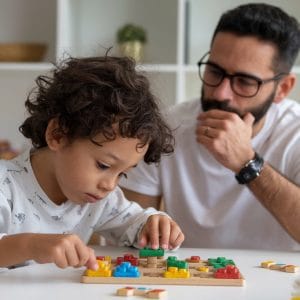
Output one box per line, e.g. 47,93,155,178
85,247,98,270
74,242,97,269
140,215,160,249
138,234,148,248
169,230,185,249
139,215,184,251
61,235,87,268
74,242,90,267
158,217,171,250
65,245,81,267
146,215,176,249
53,248,69,269
148,216,160,249
170,221,185,248
138,226,151,248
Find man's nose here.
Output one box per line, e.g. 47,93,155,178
211,77,234,101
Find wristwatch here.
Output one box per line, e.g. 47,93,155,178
235,152,264,184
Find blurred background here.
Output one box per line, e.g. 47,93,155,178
1,0,300,155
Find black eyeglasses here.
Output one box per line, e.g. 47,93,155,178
197,52,288,98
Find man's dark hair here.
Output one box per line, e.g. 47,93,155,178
19,55,174,163
211,3,300,72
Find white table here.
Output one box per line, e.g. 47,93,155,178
0,246,299,300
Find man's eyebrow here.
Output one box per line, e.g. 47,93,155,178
207,60,221,68
207,60,260,78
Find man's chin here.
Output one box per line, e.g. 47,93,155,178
200,86,275,124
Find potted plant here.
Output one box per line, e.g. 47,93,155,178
117,23,147,62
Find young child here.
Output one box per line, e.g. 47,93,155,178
0,55,184,270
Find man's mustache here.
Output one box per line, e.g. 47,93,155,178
201,99,242,117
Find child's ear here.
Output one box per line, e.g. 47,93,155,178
45,118,66,150
273,73,296,104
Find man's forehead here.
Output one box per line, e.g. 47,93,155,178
210,32,276,74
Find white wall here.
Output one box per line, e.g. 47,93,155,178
1,0,300,152
0,70,40,150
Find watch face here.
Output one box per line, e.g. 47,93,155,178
243,172,253,181
236,154,264,184
244,163,259,178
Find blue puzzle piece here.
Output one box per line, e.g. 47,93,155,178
113,262,140,278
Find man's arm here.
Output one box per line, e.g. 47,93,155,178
197,109,300,243
249,163,300,243
122,188,162,210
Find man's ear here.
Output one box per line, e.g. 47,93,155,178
273,73,296,104
45,118,66,150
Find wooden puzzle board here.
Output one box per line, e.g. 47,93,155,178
81,257,245,286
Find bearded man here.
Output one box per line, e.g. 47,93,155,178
120,3,300,251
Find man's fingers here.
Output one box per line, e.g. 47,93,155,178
243,112,255,126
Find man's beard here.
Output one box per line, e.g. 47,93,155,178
200,87,276,124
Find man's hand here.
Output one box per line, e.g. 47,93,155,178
29,233,98,270
138,215,184,250
196,109,255,172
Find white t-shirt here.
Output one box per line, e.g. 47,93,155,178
120,98,300,250
0,149,160,250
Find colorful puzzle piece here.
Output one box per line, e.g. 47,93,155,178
114,262,140,277
214,265,240,279
164,266,190,278
85,260,112,277
116,253,139,266
208,257,235,269
261,261,299,273
167,256,188,269
139,247,165,258
147,289,168,299
81,249,244,286
186,256,201,263
116,286,167,299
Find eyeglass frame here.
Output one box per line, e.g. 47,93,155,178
197,52,288,98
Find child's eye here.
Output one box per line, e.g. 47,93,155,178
96,162,109,170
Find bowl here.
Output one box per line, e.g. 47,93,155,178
0,43,47,62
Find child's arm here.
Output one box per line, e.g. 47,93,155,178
94,188,184,249
0,233,98,270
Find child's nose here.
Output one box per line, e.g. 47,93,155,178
98,176,117,192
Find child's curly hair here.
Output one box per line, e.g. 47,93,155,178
19,55,174,163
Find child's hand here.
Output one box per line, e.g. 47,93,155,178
138,215,184,250
29,233,98,270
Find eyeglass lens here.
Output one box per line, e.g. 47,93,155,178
199,63,260,97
